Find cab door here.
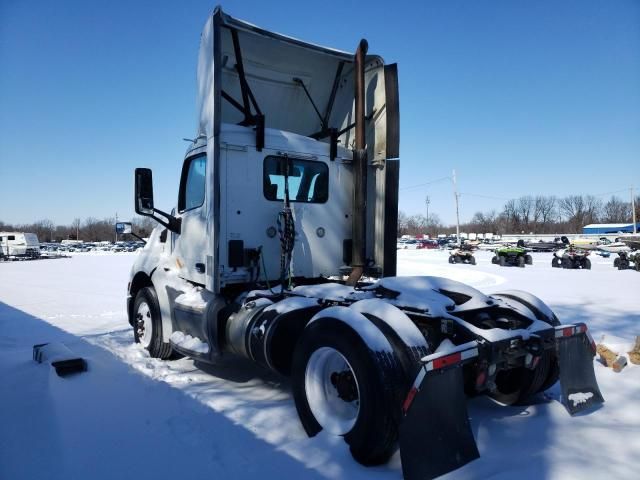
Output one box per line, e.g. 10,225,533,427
172,153,208,285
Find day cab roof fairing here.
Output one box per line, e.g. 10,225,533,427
197,6,399,163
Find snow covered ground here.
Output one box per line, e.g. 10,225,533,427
1,250,639,479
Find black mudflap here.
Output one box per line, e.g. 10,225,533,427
399,367,479,480
558,335,604,415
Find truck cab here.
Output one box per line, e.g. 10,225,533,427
127,7,400,344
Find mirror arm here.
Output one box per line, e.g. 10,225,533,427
151,208,181,234
130,232,147,244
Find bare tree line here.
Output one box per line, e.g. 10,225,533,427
399,194,640,236
2,193,637,241
0,217,157,242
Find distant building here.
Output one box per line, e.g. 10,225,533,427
582,223,640,235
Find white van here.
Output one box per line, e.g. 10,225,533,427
0,232,40,257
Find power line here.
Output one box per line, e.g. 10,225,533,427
591,188,630,198
459,192,511,201
459,187,633,202
400,176,451,191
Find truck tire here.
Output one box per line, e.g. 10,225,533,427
489,293,560,404
292,319,402,466
133,287,172,359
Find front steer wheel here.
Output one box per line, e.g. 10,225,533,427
133,287,172,359
291,319,402,466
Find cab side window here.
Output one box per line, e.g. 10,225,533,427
178,155,206,212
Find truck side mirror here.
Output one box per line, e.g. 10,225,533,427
135,168,155,215
115,222,132,235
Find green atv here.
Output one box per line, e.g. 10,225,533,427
491,240,532,268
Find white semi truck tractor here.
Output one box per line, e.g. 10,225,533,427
124,8,603,479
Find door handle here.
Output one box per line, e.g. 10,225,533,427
195,263,205,273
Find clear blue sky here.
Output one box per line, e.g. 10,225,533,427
1,0,639,226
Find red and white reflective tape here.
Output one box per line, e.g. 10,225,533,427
555,324,580,338
425,347,479,372
402,367,426,414
555,323,596,352
402,346,479,414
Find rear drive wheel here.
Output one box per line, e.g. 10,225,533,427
292,319,402,466
133,287,172,359
489,294,560,405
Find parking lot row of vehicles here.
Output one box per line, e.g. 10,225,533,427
396,238,455,249
396,238,439,249
40,241,144,254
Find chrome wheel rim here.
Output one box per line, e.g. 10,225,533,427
135,301,153,348
305,347,360,435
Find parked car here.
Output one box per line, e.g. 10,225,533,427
397,239,419,250
416,240,438,249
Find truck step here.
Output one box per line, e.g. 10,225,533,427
169,331,210,359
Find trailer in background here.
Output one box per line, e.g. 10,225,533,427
0,232,40,258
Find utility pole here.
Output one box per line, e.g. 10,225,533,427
632,186,637,234
425,195,430,237
115,212,118,243
452,170,460,244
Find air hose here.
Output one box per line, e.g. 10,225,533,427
278,156,296,289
